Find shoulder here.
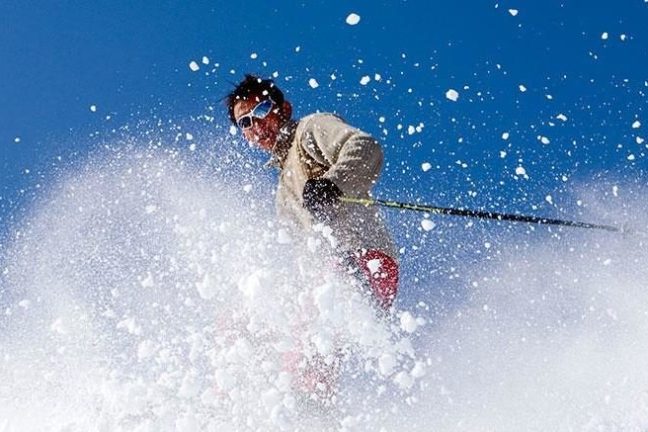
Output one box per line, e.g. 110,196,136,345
297,112,350,134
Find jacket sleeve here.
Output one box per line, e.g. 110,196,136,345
300,114,383,196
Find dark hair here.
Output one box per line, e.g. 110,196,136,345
225,74,285,124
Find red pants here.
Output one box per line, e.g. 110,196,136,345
351,249,399,309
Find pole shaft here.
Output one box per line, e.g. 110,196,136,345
341,196,620,233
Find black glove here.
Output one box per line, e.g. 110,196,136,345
302,178,343,222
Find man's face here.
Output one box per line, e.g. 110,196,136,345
233,94,286,151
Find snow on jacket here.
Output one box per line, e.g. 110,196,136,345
269,113,397,259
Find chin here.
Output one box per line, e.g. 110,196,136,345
258,137,275,151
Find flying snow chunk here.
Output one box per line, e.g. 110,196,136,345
90,105,97,112
360,75,371,85
421,219,436,231
601,32,609,40
508,9,519,16
250,52,258,59
421,162,432,172
545,195,553,205
445,89,459,101
501,132,510,140
308,78,319,89
229,125,238,136
196,273,217,300
201,56,209,65
189,61,200,72
346,13,361,25
519,84,527,92
632,120,641,129
515,166,527,176
538,135,551,145
14,137,21,143
556,113,568,122
400,311,420,333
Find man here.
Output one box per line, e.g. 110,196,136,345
226,74,399,309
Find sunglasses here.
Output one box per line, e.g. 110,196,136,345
236,99,274,130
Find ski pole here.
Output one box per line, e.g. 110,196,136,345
341,196,622,233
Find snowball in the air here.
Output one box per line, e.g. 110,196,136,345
421,219,436,231
632,120,641,129
359,75,371,85
346,13,361,25
445,89,459,101
508,9,519,16
421,162,432,172
189,61,200,72
308,78,319,89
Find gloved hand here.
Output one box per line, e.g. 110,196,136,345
302,178,343,222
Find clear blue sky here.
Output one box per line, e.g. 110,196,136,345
1,0,647,237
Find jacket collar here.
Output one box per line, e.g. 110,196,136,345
265,119,298,169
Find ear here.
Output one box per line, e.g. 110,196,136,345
280,100,292,121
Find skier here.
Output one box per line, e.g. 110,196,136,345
226,74,399,308
226,74,399,401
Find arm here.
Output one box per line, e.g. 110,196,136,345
300,114,384,196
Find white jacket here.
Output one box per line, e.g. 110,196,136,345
270,113,397,259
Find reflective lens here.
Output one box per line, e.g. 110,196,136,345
236,99,274,130
237,116,252,129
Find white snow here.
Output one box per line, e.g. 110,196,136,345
308,78,319,88
445,88,459,101
538,135,551,145
195,272,217,299
346,13,361,25
229,125,237,136
14,137,21,143
508,9,519,16
359,75,371,85
90,105,97,112
400,311,421,333
250,52,258,59
519,84,527,92
632,120,641,129
601,32,609,40
502,132,510,140
378,353,396,376
556,113,568,122
189,61,200,72
421,162,432,172
421,219,436,231
139,272,154,288
515,166,527,176
201,56,210,65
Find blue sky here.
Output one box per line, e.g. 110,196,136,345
1,0,647,246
